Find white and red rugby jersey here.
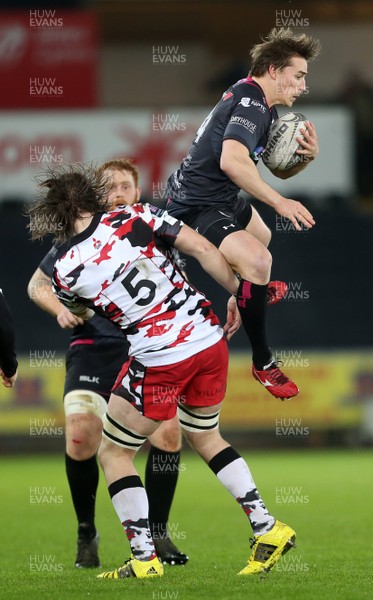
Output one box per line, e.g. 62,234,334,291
53,203,223,366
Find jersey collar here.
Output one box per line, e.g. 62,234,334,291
68,212,103,248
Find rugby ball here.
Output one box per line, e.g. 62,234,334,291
262,112,307,171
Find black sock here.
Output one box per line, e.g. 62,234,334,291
236,278,272,369
145,445,180,540
65,453,98,536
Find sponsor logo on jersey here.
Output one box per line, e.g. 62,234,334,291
230,116,257,134
250,100,266,114
239,97,251,107
239,97,266,113
79,375,100,384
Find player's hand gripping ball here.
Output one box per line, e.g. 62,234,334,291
262,112,307,172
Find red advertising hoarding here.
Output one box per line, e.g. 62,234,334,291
0,10,98,108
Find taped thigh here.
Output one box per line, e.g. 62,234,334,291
64,389,107,418
102,413,147,450
177,403,220,433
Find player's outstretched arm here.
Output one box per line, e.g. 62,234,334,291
173,224,238,297
27,267,84,329
221,139,315,231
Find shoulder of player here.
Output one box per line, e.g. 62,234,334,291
53,242,72,265
48,241,67,259
232,79,269,115
143,202,167,218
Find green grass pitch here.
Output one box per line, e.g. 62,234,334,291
0,449,371,599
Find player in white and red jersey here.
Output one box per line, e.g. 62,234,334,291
28,158,188,567
53,203,225,366
29,163,296,580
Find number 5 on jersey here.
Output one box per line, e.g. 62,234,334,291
121,266,156,306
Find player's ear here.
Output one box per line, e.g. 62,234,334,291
268,64,278,80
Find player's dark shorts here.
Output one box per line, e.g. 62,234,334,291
64,339,129,400
167,195,252,248
112,337,229,421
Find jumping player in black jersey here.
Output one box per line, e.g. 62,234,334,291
0,288,18,388
28,159,190,568
167,28,321,400
28,162,296,580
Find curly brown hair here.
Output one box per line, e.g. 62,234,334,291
249,28,321,77
28,163,109,242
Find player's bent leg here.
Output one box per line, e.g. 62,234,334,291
219,229,272,285
66,413,103,460
245,207,289,307
97,393,163,580
64,391,106,569
180,404,296,575
219,229,272,368
219,231,298,398
146,417,187,566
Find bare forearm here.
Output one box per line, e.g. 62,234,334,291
28,268,87,327
222,152,283,210
27,277,62,318
195,247,238,295
173,225,237,295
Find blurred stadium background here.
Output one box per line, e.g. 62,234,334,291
0,0,372,454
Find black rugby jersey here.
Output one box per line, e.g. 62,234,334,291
167,77,278,216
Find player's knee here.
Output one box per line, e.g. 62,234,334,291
164,437,182,452
240,247,272,282
154,437,181,453
66,437,97,460
253,247,272,276
66,429,100,459
150,420,182,452
66,414,102,460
